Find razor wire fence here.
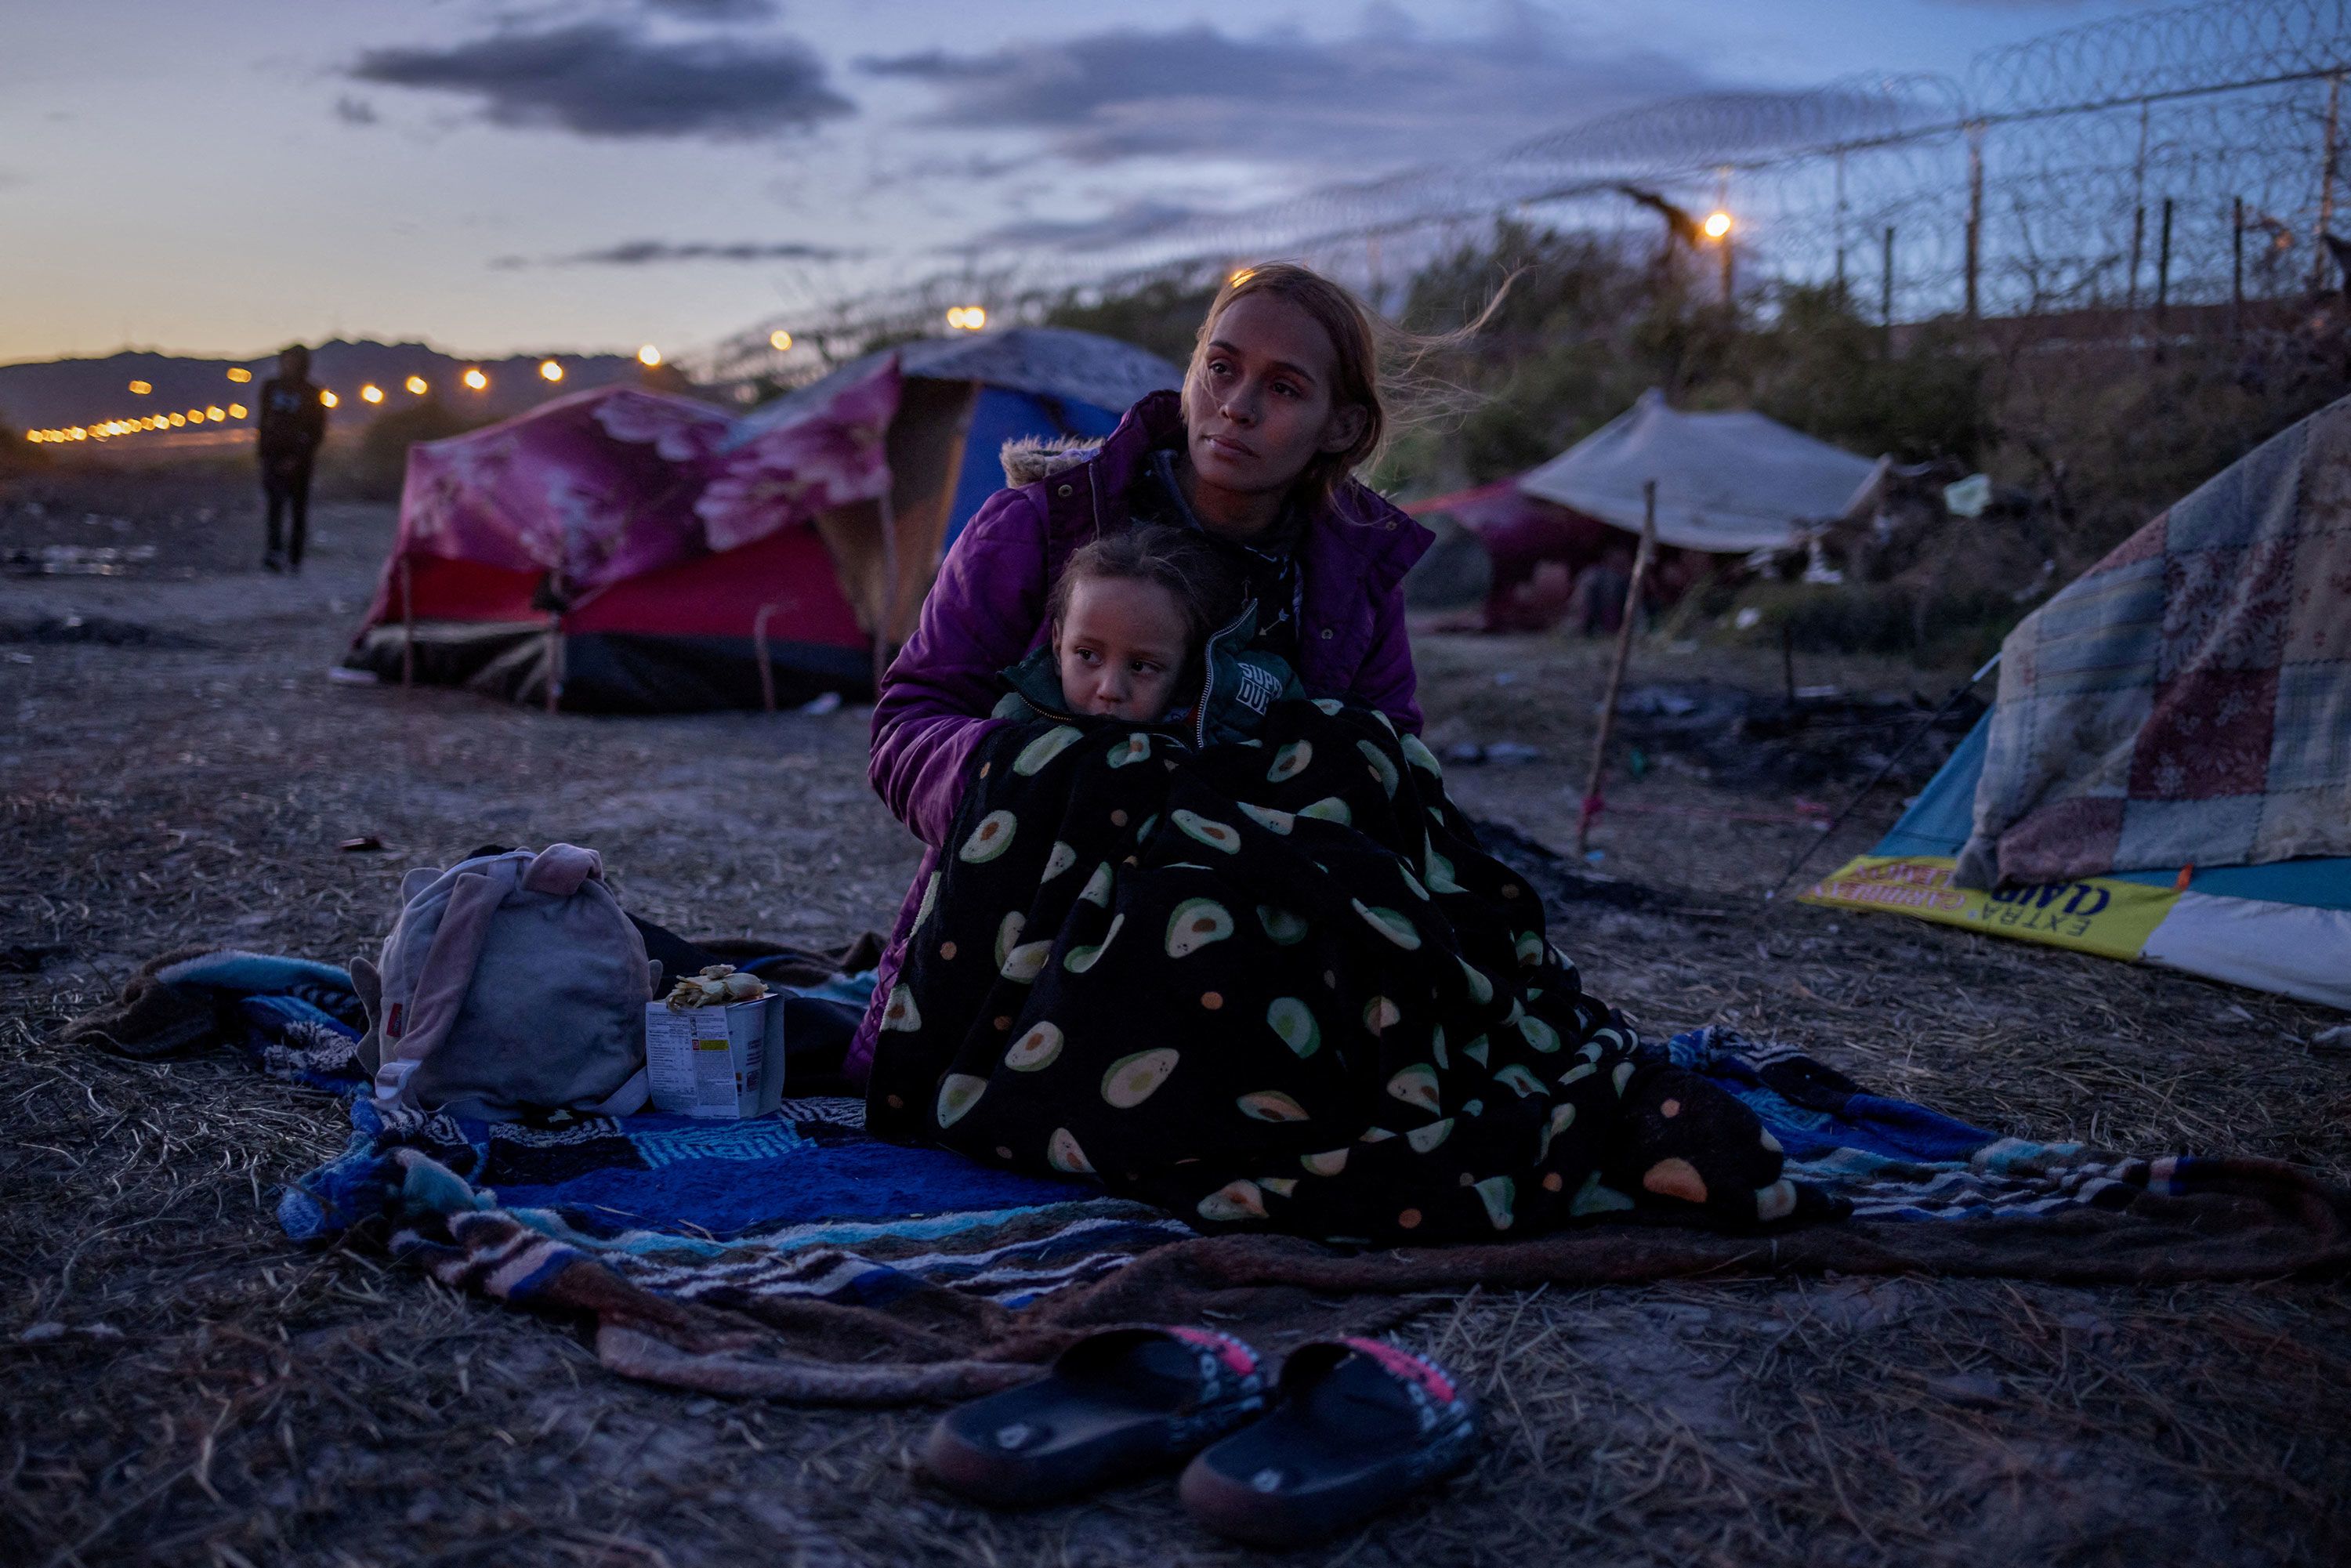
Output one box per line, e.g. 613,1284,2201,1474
688,0,2351,385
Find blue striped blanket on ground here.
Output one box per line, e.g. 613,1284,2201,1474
136,950,2216,1316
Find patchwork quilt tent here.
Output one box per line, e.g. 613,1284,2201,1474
1803,396,2351,1009
342,328,1179,712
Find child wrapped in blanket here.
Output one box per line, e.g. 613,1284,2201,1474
867,525,1839,1244
998,523,1299,744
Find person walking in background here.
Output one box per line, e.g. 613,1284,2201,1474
255,345,327,573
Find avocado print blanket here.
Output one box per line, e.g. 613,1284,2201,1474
867,701,1841,1244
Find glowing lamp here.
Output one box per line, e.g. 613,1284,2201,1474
360,384,385,404
462,368,487,390
539,360,564,382
228,403,247,418
946,305,986,331
205,406,224,422
320,390,339,408
637,344,661,367
404,375,428,394
1702,210,1733,241
769,329,793,351
129,380,151,395
226,367,252,383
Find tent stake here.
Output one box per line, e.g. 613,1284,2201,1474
1764,651,2001,902
1576,480,1658,856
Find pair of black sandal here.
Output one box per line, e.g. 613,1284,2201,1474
922,1327,1478,1546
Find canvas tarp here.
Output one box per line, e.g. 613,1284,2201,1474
1960,393,2351,887
1517,389,1885,553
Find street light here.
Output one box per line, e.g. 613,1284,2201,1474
226,368,252,383
320,390,339,408
1702,209,1735,303
405,375,428,394
945,305,986,331
360,384,385,404
769,329,793,351
462,368,488,390
129,380,150,395
637,344,661,368
539,360,564,382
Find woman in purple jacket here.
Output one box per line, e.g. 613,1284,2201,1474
848,263,1431,1087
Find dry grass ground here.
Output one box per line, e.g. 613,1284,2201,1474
4,472,2347,1567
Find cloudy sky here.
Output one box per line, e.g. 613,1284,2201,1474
1,0,2145,364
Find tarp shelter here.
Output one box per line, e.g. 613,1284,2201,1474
1803,396,2351,1009
735,328,1181,648
1519,389,1886,553
343,328,1180,712
1405,480,1610,626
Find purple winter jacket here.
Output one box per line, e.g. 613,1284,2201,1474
846,389,1432,1087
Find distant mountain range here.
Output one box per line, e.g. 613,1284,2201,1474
0,340,652,437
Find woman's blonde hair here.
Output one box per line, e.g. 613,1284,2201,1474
1185,261,1504,504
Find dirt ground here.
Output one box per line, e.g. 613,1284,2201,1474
5,472,2348,1567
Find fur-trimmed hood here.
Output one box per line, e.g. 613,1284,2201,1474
1000,434,1103,487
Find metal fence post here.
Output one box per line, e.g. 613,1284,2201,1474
2156,196,2175,333
2317,71,2344,293
1965,121,1985,323
1834,150,1849,300
2126,100,2150,313
2233,195,2246,335
1880,226,1896,357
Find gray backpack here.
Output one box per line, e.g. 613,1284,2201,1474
353,844,654,1121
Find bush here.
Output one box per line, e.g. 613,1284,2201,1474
0,418,45,479
1726,580,2023,668
1045,277,1222,369
341,400,491,502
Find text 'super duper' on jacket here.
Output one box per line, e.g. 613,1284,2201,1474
849,389,1433,1088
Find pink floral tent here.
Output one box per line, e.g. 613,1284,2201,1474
343,363,901,712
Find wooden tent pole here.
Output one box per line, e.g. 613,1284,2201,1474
1576,480,1659,855
545,614,562,716
398,556,415,689
753,602,780,714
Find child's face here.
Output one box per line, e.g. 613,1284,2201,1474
1055,576,1190,720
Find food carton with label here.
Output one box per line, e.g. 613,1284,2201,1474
643,965,786,1118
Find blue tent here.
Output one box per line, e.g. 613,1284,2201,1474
734,329,1180,643
1805,712,2351,1009
942,386,1124,550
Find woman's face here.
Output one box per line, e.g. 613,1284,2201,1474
1183,292,1365,502
1054,575,1190,720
